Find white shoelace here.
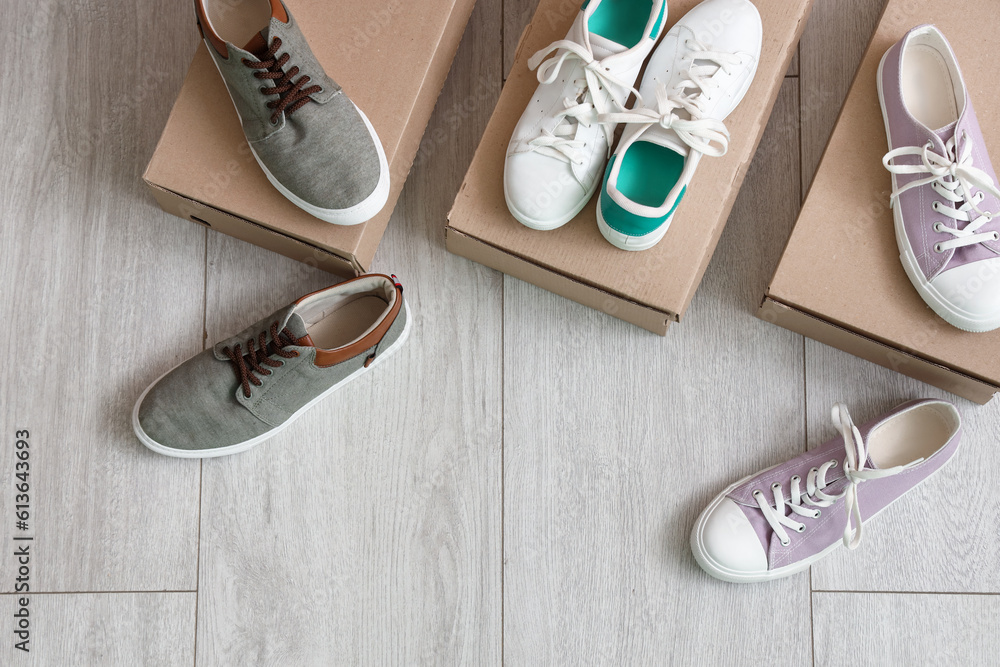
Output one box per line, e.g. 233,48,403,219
753,404,922,551
600,39,740,157
883,135,1000,252
525,39,640,165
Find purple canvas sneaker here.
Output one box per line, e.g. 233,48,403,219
879,25,1000,332
691,399,962,583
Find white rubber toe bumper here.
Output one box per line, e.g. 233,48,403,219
596,203,673,251
503,152,596,231
692,497,768,582
926,257,1000,332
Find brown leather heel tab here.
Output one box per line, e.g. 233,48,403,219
270,0,289,23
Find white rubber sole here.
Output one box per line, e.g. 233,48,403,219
596,200,674,251
690,449,952,584
502,169,601,231
877,50,1000,333
208,48,390,226
132,302,412,459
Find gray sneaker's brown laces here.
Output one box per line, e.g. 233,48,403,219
223,322,300,398
242,37,322,124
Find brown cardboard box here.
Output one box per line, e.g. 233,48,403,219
144,0,477,277
446,0,813,335
762,0,1000,405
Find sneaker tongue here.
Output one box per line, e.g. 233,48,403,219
243,30,269,55
935,121,957,144
568,6,629,60
241,0,286,53
282,313,314,347
640,127,689,157
589,33,629,59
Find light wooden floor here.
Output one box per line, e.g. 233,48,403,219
2,0,998,664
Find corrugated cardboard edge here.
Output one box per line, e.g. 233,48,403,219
447,0,815,335
145,182,361,277
758,297,999,404
447,227,672,334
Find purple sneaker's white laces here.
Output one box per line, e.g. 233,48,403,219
753,404,922,550
883,135,1000,251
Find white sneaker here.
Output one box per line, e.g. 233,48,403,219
595,0,762,251
504,0,667,231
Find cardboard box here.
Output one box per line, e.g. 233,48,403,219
447,0,813,335
762,0,1000,405
144,0,477,277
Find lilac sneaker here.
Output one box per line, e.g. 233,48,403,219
879,25,1000,332
691,400,962,583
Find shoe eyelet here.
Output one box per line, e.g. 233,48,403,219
934,243,944,253
771,482,781,490
260,86,268,93
752,490,763,498
932,202,940,211
933,222,945,232
829,460,837,467
791,475,800,482
993,232,1000,241
780,539,790,547
796,525,805,533
814,510,822,518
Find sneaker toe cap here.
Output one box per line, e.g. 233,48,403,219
931,257,1000,325
695,498,768,576
504,152,588,228
134,351,270,453
256,96,386,213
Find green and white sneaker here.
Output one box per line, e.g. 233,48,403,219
596,0,762,251
503,0,667,231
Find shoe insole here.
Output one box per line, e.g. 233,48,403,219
867,404,955,469
587,0,656,49
204,0,272,47
617,140,684,207
902,44,959,131
306,295,389,350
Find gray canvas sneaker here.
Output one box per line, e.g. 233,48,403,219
133,274,410,457
195,0,390,225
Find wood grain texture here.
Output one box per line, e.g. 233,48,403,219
787,48,800,77
503,0,540,79
194,0,504,663
804,344,1000,592
0,0,202,592
502,81,809,665
799,0,887,191
812,592,1000,666
0,593,196,666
